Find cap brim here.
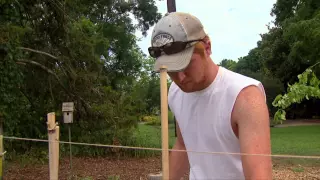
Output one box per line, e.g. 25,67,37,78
153,46,195,73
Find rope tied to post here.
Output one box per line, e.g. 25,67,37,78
3,136,320,160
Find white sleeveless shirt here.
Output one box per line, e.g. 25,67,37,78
168,66,266,180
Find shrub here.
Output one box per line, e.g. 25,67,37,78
141,110,175,125
141,116,156,123
145,116,160,126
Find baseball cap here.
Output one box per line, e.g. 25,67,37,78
149,12,207,72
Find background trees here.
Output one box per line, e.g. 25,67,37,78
1,0,319,157
1,0,162,156
219,0,320,121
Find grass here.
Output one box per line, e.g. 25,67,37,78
271,125,320,166
271,125,320,155
129,123,176,157
134,123,320,166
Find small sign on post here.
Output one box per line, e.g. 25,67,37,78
62,102,74,123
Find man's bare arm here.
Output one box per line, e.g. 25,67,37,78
232,85,272,180
169,121,189,180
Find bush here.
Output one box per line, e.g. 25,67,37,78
141,116,156,123
141,110,175,125
145,116,160,126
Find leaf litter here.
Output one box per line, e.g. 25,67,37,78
4,156,320,180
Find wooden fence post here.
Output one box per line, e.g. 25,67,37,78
148,172,163,180
0,113,4,180
148,2,177,179
160,66,169,180
47,112,60,180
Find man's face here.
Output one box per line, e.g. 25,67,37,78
168,48,208,92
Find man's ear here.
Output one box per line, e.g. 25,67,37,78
205,39,212,56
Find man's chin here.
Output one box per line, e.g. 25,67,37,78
177,84,195,93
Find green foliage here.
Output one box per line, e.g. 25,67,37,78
218,59,237,71
140,110,174,126
141,115,157,122
235,48,263,74
2,0,320,161
261,0,320,85
270,0,300,27
0,0,162,157
227,0,320,120
145,116,160,126
272,64,320,124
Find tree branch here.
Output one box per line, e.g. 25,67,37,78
16,59,91,115
17,59,70,94
18,47,58,60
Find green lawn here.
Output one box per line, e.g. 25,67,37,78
270,125,320,165
133,123,176,148
130,123,176,157
271,125,320,155
133,124,320,165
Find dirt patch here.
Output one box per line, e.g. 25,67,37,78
274,119,320,127
4,156,320,180
4,156,161,180
273,165,320,180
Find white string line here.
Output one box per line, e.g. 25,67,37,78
3,136,320,159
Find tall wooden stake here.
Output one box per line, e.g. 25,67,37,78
149,2,176,179
167,0,176,12
160,66,169,180
47,112,60,180
0,113,4,180
68,124,72,179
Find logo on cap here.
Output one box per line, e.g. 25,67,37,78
152,33,174,47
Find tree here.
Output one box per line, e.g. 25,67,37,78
219,59,237,71
249,0,320,120
0,0,162,155
265,0,320,85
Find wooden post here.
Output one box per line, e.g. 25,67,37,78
160,66,169,180
167,0,176,12
149,2,176,179
47,112,59,180
0,135,3,180
0,113,4,180
148,172,162,180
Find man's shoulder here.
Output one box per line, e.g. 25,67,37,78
223,68,264,91
231,81,270,128
236,85,266,105
220,68,266,106
223,68,260,85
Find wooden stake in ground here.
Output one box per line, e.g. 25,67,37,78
47,112,60,180
0,113,4,180
160,66,169,180
0,134,3,180
148,2,176,179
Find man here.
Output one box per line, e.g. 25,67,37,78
148,12,272,180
